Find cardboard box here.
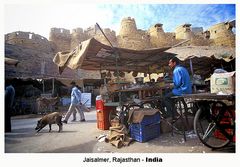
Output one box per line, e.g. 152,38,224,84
210,71,235,94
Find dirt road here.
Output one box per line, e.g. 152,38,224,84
5,109,234,153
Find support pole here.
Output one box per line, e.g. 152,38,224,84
42,79,45,94
96,23,122,105
189,58,197,93
52,78,55,97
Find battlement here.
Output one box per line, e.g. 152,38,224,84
49,28,71,52
119,17,138,36
26,18,234,53
50,28,71,37
72,28,84,34
148,24,164,33
207,22,235,47
85,25,97,37
93,27,118,46
46,18,235,52
121,17,136,22
5,31,52,52
148,24,167,48
103,28,116,36
5,31,48,42
207,22,234,39
175,24,194,40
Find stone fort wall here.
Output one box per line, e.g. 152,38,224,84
85,17,234,49
49,28,71,52
207,22,235,47
5,18,235,53
5,31,54,53
5,18,235,83
117,17,151,50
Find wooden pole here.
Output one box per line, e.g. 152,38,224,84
42,79,45,94
189,58,197,93
52,78,55,97
96,23,122,105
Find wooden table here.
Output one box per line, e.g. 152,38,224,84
115,83,173,100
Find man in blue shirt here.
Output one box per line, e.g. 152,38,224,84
163,57,192,118
63,81,85,123
71,86,90,121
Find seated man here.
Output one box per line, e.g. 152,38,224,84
163,57,192,119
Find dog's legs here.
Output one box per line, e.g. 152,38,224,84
49,124,52,132
58,123,63,132
57,116,63,132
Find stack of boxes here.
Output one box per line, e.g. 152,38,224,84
129,112,161,142
96,96,114,130
210,72,235,142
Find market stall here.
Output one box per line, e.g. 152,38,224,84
53,36,235,144
53,37,235,101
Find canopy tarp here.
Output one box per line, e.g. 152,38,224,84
166,46,235,77
167,46,235,62
53,38,174,74
53,38,235,77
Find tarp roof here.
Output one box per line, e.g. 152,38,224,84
53,38,235,77
166,46,235,77
166,46,235,62
53,38,175,74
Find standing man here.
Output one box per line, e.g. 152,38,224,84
71,86,90,121
163,57,192,118
63,81,85,123
5,84,15,132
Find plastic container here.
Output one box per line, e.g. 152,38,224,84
96,100,104,111
96,95,115,130
130,123,160,142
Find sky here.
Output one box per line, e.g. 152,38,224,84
4,3,236,39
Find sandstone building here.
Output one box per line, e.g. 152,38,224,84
5,17,235,80
45,17,236,53
5,17,235,115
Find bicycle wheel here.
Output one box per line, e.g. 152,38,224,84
194,101,233,149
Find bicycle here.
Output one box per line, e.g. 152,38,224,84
193,100,235,149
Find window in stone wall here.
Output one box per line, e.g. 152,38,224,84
215,30,217,34
29,34,33,39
